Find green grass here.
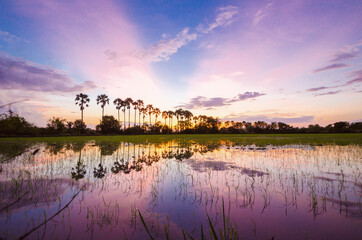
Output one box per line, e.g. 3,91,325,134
0,133,361,145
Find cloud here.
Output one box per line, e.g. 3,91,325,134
343,69,362,86
178,91,265,109
306,86,330,92
132,28,197,62
198,6,239,33
223,114,314,124
330,42,361,62
108,5,238,64
253,2,273,26
331,51,359,62
313,63,349,73
315,90,341,96
0,52,96,92
0,30,29,43
228,92,266,102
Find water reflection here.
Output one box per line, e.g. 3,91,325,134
0,140,361,239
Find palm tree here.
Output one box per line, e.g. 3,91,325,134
140,107,147,128
154,108,161,124
75,93,90,123
175,108,184,132
113,98,123,123
167,111,174,131
121,100,127,130
146,104,153,126
125,98,133,128
132,101,139,127
162,111,168,126
136,99,144,126
96,94,109,118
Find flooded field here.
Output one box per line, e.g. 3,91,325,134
0,140,361,239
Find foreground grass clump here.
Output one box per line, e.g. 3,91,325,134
0,133,361,145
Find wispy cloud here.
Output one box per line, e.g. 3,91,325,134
0,30,29,43
343,69,362,86
313,63,349,73
0,52,96,92
223,113,314,124
253,2,273,26
132,28,197,62
306,86,330,92
331,42,361,62
198,6,239,33
178,92,265,109
315,90,341,96
108,5,239,64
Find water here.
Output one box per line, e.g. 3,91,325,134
0,140,361,239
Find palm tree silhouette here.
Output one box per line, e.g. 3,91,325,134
154,108,161,124
136,99,144,126
75,93,90,123
167,111,174,131
113,98,123,123
146,104,153,126
125,98,133,128
96,94,109,118
175,108,184,132
162,111,168,126
121,100,127,130
132,101,139,127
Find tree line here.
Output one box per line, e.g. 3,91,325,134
0,92,361,136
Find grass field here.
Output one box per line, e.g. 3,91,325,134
0,133,361,145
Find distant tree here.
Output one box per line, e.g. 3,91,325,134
113,98,123,123
125,97,133,128
349,122,362,132
146,104,154,125
96,115,120,134
132,100,139,127
136,99,144,126
333,121,350,132
75,93,90,123
47,117,66,134
162,111,168,126
0,113,35,135
153,108,161,124
73,119,87,134
96,94,110,118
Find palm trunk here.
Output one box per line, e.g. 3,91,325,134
134,109,137,127
128,109,131,128
102,107,104,119
81,109,83,123
123,108,126,130
118,109,120,123
139,113,141,126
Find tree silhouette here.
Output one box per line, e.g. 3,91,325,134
75,93,90,123
162,111,168,126
132,101,139,127
146,104,153,126
136,99,144,126
167,110,174,131
96,94,109,118
113,98,123,123
154,108,161,124
125,98,133,128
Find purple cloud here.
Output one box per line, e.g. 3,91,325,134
0,53,96,92
315,90,341,96
343,69,362,86
178,92,265,109
223,114,314,124
313,63,349,73
306,86,329,92
331,51,359,62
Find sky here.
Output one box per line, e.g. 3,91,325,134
0,0,361,128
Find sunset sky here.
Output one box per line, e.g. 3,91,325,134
1,0,361,127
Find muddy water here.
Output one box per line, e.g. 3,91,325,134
0,141,361,239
